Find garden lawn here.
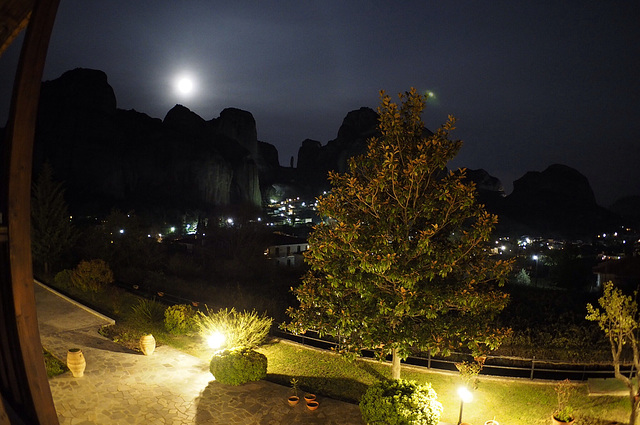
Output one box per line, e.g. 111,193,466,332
47,280,629,425
258,339,629,425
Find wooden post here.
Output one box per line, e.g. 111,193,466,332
1,0,60,423
530,356,535,380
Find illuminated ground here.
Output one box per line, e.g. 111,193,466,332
35,283,364,424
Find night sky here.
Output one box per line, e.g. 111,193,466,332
1,1,638,206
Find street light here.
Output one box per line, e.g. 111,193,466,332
532,255,539,287
457,386,473,425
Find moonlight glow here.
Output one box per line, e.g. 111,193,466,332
175,76,195,96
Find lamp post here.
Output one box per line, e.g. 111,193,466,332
532,255,539,287
457,386,473,425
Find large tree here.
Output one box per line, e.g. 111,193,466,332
586,281,640,425
285,89,512,379
31,163,76,276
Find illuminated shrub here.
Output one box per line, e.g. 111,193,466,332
197,307,272,351
359,379,443,425
164,304,198,335
209,349,267,385
70,259,114,292
130,298,166,325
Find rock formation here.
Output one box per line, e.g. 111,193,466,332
0,67,624,239
498,164,615,238
32,68,262,215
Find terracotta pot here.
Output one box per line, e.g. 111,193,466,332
139,334,156,355
66,348,86,377
288,396,299,406
552,415,575,425
304,393,316,403
306,400,319,411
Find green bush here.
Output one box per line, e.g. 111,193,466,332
71,259,114,292
359,379,443,425
209,349,267,385
197,307,272,351
43,349,67,378
53,269,74,289
130,298,166,325
164,304,198,335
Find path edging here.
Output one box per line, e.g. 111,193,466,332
35,279,116,325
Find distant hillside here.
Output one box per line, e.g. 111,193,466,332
0,67,626,238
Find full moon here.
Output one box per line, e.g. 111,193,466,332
176,77,194,95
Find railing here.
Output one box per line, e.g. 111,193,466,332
273,329,634,382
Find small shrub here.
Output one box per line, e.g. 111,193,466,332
209,349,267,385
455,357,485,390
553,379,576,422
513,268,531,285
130,298,166,324
43,349,66,378
197,307,272,351
164,304,198,335
359,379,443,425
53,269,74,289
71,259,114,292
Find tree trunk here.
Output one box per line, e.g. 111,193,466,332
632,393,640,425
391,348,401,380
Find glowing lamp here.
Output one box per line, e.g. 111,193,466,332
207,331,226,350
457,386,473,425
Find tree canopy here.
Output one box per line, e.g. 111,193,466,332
285,89,512,378
586,281,640,425
31,163,76,275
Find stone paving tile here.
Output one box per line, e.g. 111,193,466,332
37,283,365,424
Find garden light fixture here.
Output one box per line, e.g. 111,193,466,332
457,386,473,425
207,331,226,350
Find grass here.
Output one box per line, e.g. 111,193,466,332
256,340,629,425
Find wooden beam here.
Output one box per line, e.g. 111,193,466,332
1,0,60,423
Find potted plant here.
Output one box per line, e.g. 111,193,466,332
288,378,300,406
552,379,575,424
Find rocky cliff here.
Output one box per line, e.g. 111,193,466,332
2,67,623,238
33,68,262,214
496,164,615,238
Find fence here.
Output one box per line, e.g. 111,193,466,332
273,329,634,382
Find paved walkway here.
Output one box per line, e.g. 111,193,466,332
35,282,365,424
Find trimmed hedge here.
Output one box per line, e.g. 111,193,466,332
209,349,267,385
359,379,442,425
164,304,198,335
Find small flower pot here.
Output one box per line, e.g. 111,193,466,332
552,415,575,425
306,400,319,411
288,396,299,406
304,393,316,403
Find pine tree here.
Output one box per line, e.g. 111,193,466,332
31,163,76,276
285,89,512,379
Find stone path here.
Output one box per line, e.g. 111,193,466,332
35,282,365,424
